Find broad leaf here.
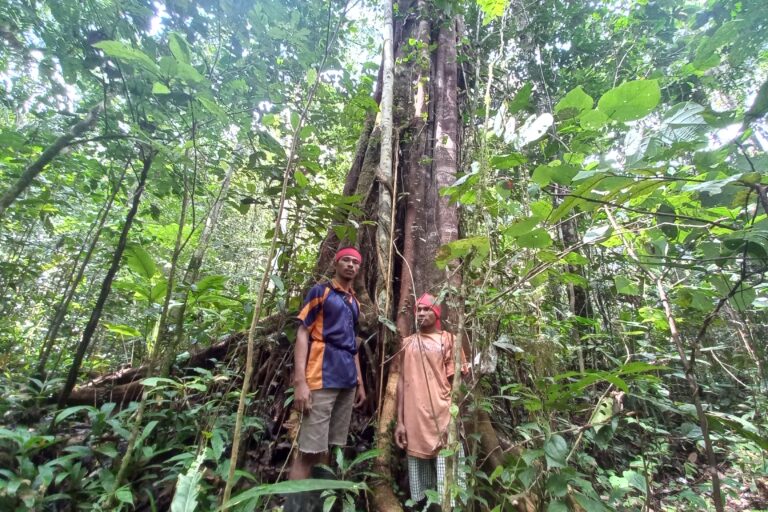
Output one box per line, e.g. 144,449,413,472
225,479,366,508
93,41,158,74
614,276,640,296
515,228,552,249
555,86,593,117
508,82,533,114
597,80,660,122
124,245,157,279
477,0,508,25
169,32,191,65
544,434,568,469
171,453,204,512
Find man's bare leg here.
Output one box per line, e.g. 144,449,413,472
289,450,328,480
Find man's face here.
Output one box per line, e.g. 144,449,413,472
334,255,361,281
416,304,436,329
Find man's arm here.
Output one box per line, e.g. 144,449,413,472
293,324,311,412
353,352,366,407
394,347,407,449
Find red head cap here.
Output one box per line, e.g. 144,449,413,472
335,247,362,263
415,293,442,330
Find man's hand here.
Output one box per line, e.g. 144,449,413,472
294,380,312,412
395,422,407,449
354,383,366,408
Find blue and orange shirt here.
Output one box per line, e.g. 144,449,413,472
297,279,360,390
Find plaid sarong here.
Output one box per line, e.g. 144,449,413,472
407,444,466,506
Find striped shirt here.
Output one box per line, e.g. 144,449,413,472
297,279,359,390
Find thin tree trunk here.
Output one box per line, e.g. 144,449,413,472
222,7,346,503
370,3,401,511
723,303,765,392
443,288,466,511
37,163,128,376
108,169,189,505
57,151,153,409
605,208,724,512
0,103,103,219
161,159,236,375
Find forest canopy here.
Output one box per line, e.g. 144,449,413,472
0,0,767,511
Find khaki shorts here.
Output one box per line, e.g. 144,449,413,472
297,388,355,454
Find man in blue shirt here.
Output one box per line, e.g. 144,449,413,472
287,247,366,491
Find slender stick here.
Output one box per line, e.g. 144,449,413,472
605,208,724,512
221,3,350,506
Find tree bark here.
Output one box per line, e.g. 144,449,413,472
57,151,153,409
0,103,103,219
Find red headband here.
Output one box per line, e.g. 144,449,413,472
415,293,442,330
335,247,362,263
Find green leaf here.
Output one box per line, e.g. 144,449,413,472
546,473,570,498
515,228,552,249
346,449,382,471
115,486,134,506
572,492,609,512
176,62,206,83
93,41,159,74
490,152,527,169
623,470,647,494
210,430,225,461
555,86,594,117
503,217,540,237
295,170,308,188
693,21,739,71
152,82,171,94
547,501,569,512
477,0,508,24
745,77,768,122
169,32,191,65
171,453,204,512
597,80,660,122
141,377,178,388
124,245,157,279
306,68,318,84
193,275,228,294
225,479,366,508
103,323,142,337
706,412,768,451
579,109,608,130
55,406,96,425
544,434,568,469
614,276,640,296
198,97,227,119
531,163,578,187
589,397,614,432
435,236,490,268
507,82,533,114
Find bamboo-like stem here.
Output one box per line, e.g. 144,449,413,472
442,283,466,511
107,158,190,507
221,4,349,507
